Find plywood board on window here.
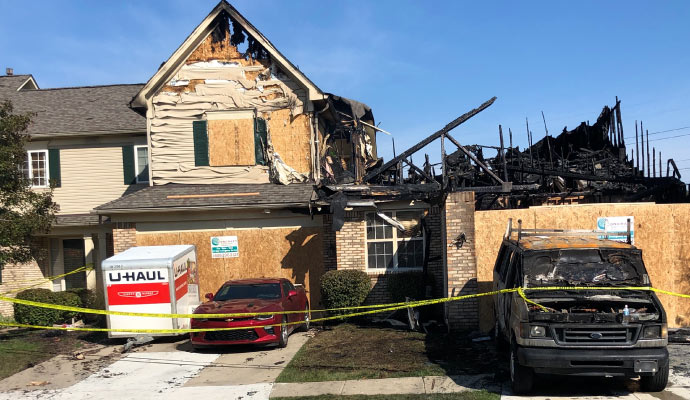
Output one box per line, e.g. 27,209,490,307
136,226,324,307
268,109,311,173
208,118,255,166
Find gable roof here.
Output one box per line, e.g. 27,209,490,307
0,79,146,137
131,0,324,109
94,183,315,213
0,74,38,92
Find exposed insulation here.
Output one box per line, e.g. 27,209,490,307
150,18,312,184
208,118,255,166
474,203,690,330
136,227,324,306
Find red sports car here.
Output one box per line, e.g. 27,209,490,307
190,278,309,348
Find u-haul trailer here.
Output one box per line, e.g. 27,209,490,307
101,245,200,338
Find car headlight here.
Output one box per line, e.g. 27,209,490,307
530,325,547,337
642,325,666,339
254,314,274,321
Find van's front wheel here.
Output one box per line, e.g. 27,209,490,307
640,362,669,392
510,342,534,394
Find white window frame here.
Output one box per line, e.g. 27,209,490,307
365,210,426,272
25,150,49,188
134,145,149,184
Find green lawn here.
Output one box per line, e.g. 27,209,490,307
277,323,503,383
272,392,499,400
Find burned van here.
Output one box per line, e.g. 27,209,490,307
493,220,668,394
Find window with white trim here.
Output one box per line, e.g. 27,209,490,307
366,210,426,270
134,145,149,183
23,150,49,188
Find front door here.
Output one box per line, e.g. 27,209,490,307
63,239,86,289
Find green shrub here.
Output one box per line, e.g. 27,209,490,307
320,270,371,316
14,288,84,326
386,272,434,303
13,288,62,326
53,291,82,322
68,288,105,326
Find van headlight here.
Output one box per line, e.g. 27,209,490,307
530,325,547,337
642,325,666,339
254,314,274,321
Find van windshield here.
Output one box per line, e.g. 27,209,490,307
523,249,643,287
214,283,281,301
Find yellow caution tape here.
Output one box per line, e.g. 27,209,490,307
0,285,686,334
0,265,94,296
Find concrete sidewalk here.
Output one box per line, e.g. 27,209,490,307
270,374,498,397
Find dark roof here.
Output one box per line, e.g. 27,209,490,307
0,75,145,136
54,214,101,227
94,183,315,213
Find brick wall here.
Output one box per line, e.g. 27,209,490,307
335,211,366,270
444,191,479,330
322,215,337,271
113,222,136,254
0,237,52,318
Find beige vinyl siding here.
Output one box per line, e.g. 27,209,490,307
52,144,146,214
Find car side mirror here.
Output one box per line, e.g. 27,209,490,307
287,290,298,298
205,293,214,301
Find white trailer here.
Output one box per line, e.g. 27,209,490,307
101,245,200,338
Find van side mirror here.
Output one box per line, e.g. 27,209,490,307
287,290,298,298
205,293,214,301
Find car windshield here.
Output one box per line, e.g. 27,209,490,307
524,249,643,287
213,283,281,301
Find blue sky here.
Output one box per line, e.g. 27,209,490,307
2,1,690,176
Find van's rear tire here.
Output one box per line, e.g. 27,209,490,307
510,342,534,394
640,362,669,392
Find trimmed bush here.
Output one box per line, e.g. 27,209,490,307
14,288,83,326
320,270,371,316
53,291,82,321
386,272,434,303
68,288,106,326
13,289,62,326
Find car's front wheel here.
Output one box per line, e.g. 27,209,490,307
510,341,534,394
640,362,669,392
278,316,289,348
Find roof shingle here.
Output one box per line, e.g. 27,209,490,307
94,183,315,212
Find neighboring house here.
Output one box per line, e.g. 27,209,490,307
0,73,147,316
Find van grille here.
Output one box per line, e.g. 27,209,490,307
205,329,259,342
554,326,639,345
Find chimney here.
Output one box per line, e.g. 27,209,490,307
5,68,13,76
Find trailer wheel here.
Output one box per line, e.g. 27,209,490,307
510,340,534,394
641,362,669,392
278,316,289,348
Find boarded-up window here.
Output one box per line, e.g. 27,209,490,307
207,110,256,167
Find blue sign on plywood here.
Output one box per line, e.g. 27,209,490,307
210,236,239,258
597,216,634,244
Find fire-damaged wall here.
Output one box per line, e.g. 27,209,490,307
149,12,314,184
474,203,690,331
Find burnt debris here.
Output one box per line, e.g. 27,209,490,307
314,96,688,216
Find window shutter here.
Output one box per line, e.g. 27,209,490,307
254,117,267,166
122,145,136,184
193,120,209,167
48,148,61,187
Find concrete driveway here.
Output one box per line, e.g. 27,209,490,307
0,332,310,400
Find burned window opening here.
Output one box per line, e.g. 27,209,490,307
210,11,270,63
